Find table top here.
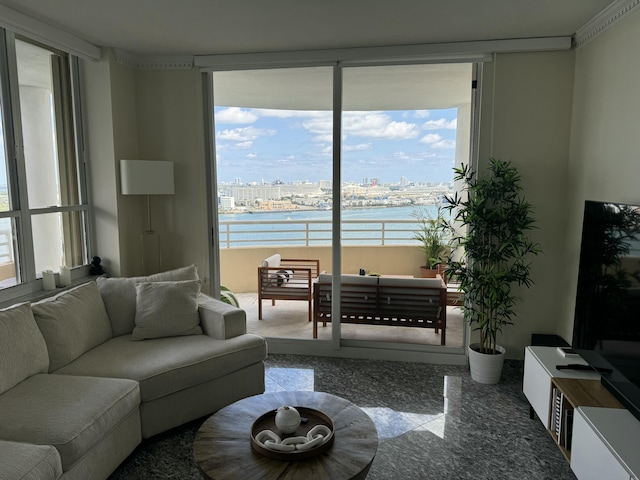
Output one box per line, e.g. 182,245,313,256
193,391,378,480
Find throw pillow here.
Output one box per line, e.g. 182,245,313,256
32,282,113,371
97,264,199,336
0,303,49,395
131,279,202,341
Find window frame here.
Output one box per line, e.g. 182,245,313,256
0,28,91,302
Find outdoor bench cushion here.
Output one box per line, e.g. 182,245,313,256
0,439,62,480
53,333,267,402
0,374,140,471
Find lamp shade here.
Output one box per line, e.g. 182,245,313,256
120,160,175,195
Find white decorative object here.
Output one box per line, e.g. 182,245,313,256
275,406,301,434
42,270,56,290
59,266,72,286
254,425,331,452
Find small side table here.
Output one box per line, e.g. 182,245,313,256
193,391,378,480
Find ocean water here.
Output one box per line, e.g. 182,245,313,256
219,205,441,247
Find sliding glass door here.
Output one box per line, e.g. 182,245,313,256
339,63,473,348
211,66,334,342
207,61,476,358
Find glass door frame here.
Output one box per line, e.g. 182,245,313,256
203,60,482,364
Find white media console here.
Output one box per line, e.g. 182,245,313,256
523,346,640,480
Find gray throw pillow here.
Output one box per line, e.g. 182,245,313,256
131,279,202,341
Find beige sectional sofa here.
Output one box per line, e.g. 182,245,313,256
0,265,267,480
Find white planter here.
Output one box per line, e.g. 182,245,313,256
468,343,506,384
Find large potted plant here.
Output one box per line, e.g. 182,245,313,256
443,158,541,384
412,206,450,278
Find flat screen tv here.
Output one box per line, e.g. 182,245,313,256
573,200,640,421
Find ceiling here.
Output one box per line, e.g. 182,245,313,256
0,0,618,57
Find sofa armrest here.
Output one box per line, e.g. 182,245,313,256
198,293,246,339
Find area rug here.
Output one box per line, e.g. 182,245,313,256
108,419,204,479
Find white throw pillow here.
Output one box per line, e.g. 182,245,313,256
97,264,199,336
32,282,113,371
0,303,49,394
131,279,202,341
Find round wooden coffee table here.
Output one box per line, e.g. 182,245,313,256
193,391,378,480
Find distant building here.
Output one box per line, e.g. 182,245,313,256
219,196,235,211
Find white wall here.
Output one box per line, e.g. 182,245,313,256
83,24,640,359
81,50,124,276
478,50,576,358
134,68,211,288
562,8,640,342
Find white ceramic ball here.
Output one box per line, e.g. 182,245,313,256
275,406,301,434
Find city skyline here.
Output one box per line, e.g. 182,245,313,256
214,106,458,184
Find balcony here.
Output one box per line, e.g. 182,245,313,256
219,217,464,346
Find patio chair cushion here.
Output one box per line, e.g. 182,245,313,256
262,253,281,268
131,279,203,340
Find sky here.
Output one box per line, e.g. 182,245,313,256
214,107,459,185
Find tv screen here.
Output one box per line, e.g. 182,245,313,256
573,200,640,420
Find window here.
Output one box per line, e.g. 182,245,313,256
0,31,89,293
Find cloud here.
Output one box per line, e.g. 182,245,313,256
413,110,431,118
246,153,257,159
216,126,276,143
215,107,258,124
343,112,420,140
419,133,443,144
303,117,333,136
431,140,456,149
422,118,457,130
344,143,372,152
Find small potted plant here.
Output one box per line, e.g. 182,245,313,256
442,158,541,384
412,206,450,278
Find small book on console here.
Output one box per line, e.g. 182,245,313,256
557,347,580,358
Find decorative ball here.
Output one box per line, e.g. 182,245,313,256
275,406,301,434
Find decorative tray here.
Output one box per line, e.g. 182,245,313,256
250,406,335,460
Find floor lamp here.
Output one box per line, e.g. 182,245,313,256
120,159,175,275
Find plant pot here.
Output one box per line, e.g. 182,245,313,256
468,343,506,384
420,266,438,278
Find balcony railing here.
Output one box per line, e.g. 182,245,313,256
219,219,419,248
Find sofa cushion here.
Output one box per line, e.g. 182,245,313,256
262,254,281,268
54,333,267,403
0,439,62,480
131,279,202,340
0,303,49,395
97,264,199,337
0,374,140,472
32,282,112,372
378,277,444,288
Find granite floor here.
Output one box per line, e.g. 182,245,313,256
264,354,577,480
110,354,577,479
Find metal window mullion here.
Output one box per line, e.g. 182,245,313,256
203,72,220,298
69,55,91,262
331,64,342,350
3,31,35,282
30,204,88,215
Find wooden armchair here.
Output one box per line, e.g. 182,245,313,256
258,254,320,322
